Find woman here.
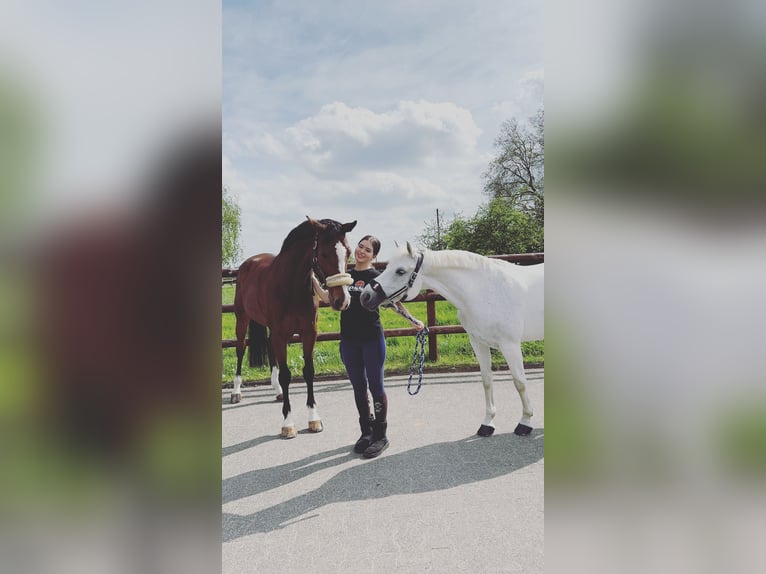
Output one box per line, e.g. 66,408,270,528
339,235,423,458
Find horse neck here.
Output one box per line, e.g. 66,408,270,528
419,250,474,310
273,239,313,285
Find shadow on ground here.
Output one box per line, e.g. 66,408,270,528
222,429,543,542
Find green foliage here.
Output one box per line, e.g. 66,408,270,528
716,399,766,478
222,187,242,268
442,197,543,254
417,209,450,250
556,68,766,205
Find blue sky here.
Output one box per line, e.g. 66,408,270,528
223,0,543,262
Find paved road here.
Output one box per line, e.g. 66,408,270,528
222,368,544,574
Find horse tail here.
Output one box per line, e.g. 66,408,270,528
248,321,269,367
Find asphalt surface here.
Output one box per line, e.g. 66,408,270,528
222,368,544,574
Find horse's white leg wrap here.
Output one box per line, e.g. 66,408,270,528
271,366,282,398
231,375,242,402
469,335,496,428
307,406,323,432
501,343,534,426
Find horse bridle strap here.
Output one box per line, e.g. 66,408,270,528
379,250,424,306
312,236,352,288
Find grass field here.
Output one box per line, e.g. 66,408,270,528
221,284,543,384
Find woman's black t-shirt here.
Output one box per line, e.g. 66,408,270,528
340,268,383,341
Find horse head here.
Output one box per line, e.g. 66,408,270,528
307,217,357,311
360,241,423,311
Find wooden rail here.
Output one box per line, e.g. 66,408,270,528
221,252,543,362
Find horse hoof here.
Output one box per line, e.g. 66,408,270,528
281,426,297,439
477,424,495,437
308,420,323,433
275,394,283,402
230,393,241,404
514,423,533,436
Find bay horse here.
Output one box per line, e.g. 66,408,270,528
360,242,543,437
231,217,357,439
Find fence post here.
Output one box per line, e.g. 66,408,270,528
426,298,438,361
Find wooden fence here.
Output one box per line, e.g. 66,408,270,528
221,252,543,362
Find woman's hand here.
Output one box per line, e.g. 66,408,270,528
392,301,424,330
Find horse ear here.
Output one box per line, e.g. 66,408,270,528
394,240,400,248
406,241,414,256
306,216,326,232
341,220,357,233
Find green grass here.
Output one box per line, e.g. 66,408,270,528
222,284,543,384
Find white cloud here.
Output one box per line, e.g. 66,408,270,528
283,100,481,176
492,68,545,123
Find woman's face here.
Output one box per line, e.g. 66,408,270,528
354,239,375,266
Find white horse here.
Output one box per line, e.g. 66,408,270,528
360,242,544,436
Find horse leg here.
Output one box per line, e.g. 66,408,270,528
278,363,296,438
499,342,534,436
266,335,282,401
270,366,282,401
302,338,322,433
468,334,496,437
277,360,295,438
231,313,248,404
272,339,295,438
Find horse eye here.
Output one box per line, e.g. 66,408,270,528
395,268,406,275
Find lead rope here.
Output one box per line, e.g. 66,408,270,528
407,326,429,395
385,300,427,395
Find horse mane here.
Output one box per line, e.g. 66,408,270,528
426,249,501,271
280,220,314,254
279,218,346,254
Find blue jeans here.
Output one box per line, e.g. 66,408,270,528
340,334,387,417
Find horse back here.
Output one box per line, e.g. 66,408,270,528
235,252,318,337
234,253,275,325
465,261,543,344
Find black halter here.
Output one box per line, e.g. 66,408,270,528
311,234,352,289
311,235,328,288
377,250,424,306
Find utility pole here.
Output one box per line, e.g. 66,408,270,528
436,208,441,249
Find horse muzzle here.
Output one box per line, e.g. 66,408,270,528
360,280,395,311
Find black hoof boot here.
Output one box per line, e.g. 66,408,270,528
477,424,495,437
514,423,533,436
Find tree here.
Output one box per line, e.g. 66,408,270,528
443,198,543,255
222,187,242,268
483,107,544,225
417,208,451,250
419,111,544,256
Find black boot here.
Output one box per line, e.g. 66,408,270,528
353,416,373,454
363,421,388,458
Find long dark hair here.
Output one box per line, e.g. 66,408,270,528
360,234,381,257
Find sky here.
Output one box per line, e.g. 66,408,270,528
223,0,543,263
1,0,220,229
